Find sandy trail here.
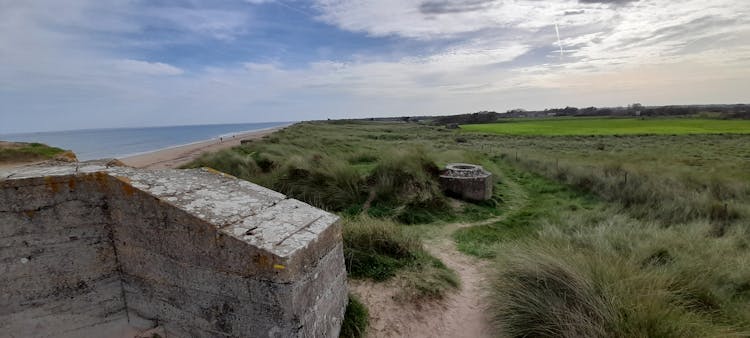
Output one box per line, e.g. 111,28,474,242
119,126,286,169
422,232,493,338
350,222,493,338
350,178,527,338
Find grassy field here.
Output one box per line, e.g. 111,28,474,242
186,119,750,337
460,117,750,136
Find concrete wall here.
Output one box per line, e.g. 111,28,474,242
439,163,493,201
0,162,347,338
0,174,151,337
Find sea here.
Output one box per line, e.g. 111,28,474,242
0,122,291,161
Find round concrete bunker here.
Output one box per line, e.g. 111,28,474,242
439,163,493,201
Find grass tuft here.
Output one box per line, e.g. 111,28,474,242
490,246,617,338
343,216,420,281
342,216,459,300
340,294,368,338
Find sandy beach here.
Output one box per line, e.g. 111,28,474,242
119,125,287,169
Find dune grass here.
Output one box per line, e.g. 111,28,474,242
184,122,502,224
461,117,750,136
340,294,369,338
0,142,66,163
453,160,597,258
185,121,750,336
504,154,749,225
184,123,469,301
490,208,750,337
343,216,459,300
343,216,423,281
480,158,750,336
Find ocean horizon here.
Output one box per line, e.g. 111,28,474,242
0,122,292,161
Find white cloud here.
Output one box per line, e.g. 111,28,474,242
312,0,614,39
2,0,750,133
113,59,184,76
311,0,750,70
147,8,253,41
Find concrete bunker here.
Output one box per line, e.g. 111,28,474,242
439,163,493,201
0,160,347,338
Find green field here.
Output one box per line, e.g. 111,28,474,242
460,117,750,135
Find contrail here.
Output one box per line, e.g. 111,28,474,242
554,23,563,58
275,0,315,17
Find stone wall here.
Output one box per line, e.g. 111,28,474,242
0,161,347,337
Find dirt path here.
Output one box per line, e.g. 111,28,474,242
423,230,494,338
350,237,492,337
350,169,530,337
350,220,494,338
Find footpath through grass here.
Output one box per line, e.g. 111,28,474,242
460,117,750,136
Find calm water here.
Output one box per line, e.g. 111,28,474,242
0,122,291,161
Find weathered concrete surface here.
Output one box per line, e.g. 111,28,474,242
439,163,493,201
0,160,347,337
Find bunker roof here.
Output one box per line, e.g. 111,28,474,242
0,160,340,260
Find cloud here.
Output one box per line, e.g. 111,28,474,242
1,0,750,133
312,0,619,39
578,0,638,4
113,60,184,76
418,0,496,14
565,9,586,15
146,7,253,41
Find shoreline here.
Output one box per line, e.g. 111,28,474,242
119,124,289,169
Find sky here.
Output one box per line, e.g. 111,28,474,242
1,0,749,133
